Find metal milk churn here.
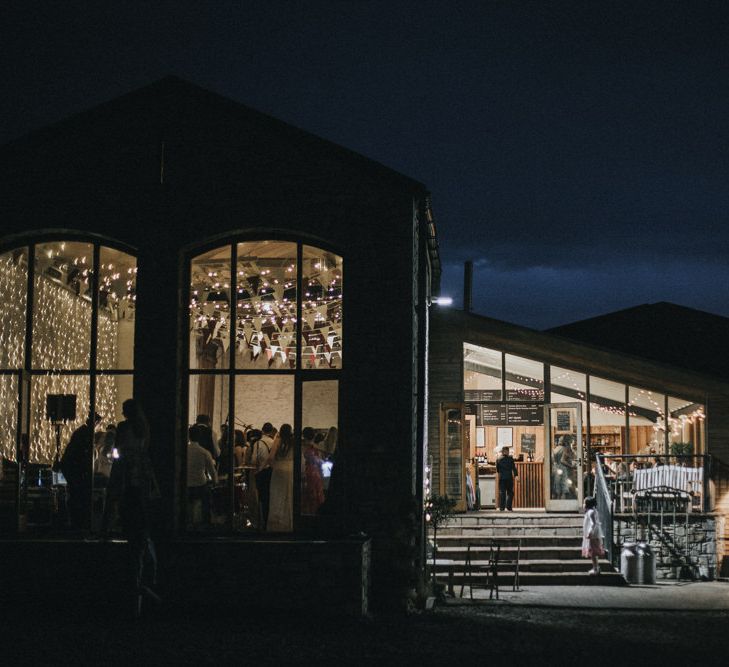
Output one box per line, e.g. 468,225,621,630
620,542,639,583
637,542,656,585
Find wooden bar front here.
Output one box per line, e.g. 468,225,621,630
513,461,544,508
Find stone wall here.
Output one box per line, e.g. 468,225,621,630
615,514,717,580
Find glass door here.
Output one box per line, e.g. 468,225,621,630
440,404,466,512
543,403,583,512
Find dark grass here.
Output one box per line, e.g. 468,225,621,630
4,599,728,666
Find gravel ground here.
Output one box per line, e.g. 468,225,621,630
5,600,728,665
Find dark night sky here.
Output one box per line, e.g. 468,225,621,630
2,1,728,329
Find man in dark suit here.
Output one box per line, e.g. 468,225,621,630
496,446,518,511
60,412,101,529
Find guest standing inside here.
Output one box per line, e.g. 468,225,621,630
265,423,294,531
302,427,325,515
233,429,249,467
60,412,101,530
186,424,217,526
195,414,220,462
110,399,160,616
496,446,518,512
252,423,275,529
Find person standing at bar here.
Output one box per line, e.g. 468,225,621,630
496,446,518,512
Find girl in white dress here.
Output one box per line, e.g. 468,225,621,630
582,496,605,575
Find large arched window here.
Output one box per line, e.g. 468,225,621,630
0,237,137,533
185,239,342,532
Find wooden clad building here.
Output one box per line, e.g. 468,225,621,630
428,305,729,575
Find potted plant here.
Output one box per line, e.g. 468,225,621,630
670,442,693,457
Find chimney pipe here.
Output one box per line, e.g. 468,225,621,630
464,261,473,313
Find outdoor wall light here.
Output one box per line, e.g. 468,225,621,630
431,296,453,306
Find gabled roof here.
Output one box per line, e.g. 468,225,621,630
0,76,442,286
0,76,427,193
546,302,729,383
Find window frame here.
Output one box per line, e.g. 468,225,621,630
0,231,138,532
182,233,344,533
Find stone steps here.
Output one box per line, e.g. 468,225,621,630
433,558,613,574
437,535,582,548
447,514,584,528
437,545,582,560
430,511,626,587
439,526,584,537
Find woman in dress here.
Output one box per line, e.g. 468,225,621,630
302,426,325,515
265,423,293,532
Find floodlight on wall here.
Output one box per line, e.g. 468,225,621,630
431,296,453,306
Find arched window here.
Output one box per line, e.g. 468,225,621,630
186,239,342,532
0,238,137,533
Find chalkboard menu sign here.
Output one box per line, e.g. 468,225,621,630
556,409,573,432
505,388,544,401
465,389,502,402
506,404,543,425
521,433,536,454
480,404,508,425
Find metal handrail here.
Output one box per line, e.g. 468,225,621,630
594,453,614,565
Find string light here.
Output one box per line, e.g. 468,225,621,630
0,244,136,463
189,244,343,370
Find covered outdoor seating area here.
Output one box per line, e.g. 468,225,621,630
599,454,709,514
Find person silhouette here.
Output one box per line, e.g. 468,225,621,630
60,412,101,530
108,399,160,616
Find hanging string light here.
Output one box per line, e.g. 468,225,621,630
189,244,343,370
0,244,134,464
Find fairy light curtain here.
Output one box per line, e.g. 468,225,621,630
0,242,136,464
0,249,27,460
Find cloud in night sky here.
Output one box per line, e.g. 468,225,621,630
1,1,728,329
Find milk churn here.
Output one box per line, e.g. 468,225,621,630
637,542,656,584
620,542,639,583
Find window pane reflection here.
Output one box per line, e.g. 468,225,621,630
589,376,625,457
235,241,297,369
505,354,544,401
444,408,463,498
97,247,136,370
463,343,502,400
235,375,294,531
91,375,133,533
33,242,93,369
628,387,665,456
302,246,342,369
186,373,227,531
189,246,231,370
0,248,27,369
301,380,338,516
668,397,705,455
0,374,18,462
28,375,91,530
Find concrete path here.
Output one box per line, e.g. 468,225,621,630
450,580,729,610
